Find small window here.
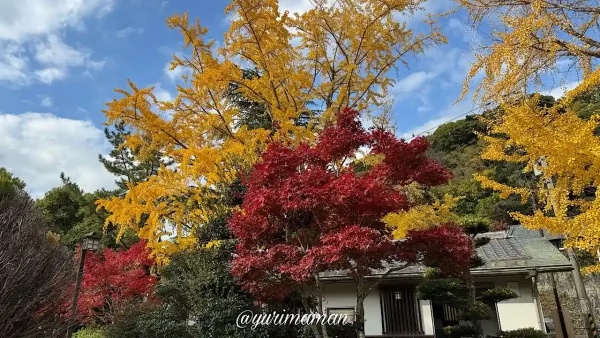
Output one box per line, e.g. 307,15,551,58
327,307,355,322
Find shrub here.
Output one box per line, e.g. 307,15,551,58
479,287,518,303
0,191,74,338
73,328,105,338
497,327,547,338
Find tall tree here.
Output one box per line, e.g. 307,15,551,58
0,167,26,201
37,174,135,249
37,174,87,237
457,0,600,104
229,108,465,338
99,122,165,193
0,190,74,338
97,0,447,261
455,0,600,271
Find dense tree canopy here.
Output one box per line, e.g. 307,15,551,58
457,0,600,271
458,0,600,104
77,241,156,325
0,167,26,201
97,0,448,261
229,107,463,338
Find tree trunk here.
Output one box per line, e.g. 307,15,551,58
356,278,367,338
302,296,324,338
465,274,482,338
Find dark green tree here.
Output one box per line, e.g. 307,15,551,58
36,173,87,236
0,167,26,201
427,109,540,227
37,174,136,249
98,122,166,193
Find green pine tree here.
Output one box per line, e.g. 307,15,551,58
98,122,167,193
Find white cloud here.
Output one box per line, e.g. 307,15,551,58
116,27,144,39
35,67,65,84
395,71,437,94
0,112,116,198
36,67,68,84
34,35,88,67
86,59,106,71
163,61,184,82
0,43,29,85
392,47,476,105
400,99,481,140
394,0,455,28
279,0,313,14
0,0,113,85
38,95,53,108
153,83,174,102
542,81,582,99
0,0,114,42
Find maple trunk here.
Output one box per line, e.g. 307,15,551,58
356,279,367,338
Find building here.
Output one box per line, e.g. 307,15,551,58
319,228,573,337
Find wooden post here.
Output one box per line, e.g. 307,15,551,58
66,249,87,338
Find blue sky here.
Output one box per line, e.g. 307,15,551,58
0,0,581,197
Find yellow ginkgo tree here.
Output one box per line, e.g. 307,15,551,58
456,0,600,270
98,0,447,262
457,0,600,103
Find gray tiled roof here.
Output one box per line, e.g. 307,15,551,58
508,224,565,241
477,237,530,262
320,226,572,281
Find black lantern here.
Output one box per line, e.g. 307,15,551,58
66,232,102,338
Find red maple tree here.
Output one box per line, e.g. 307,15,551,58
401,224,474,277
76,241,156,324
229,108,466,338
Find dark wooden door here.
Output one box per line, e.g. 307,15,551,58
380,285,424,336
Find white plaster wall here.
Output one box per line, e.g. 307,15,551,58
321,282,382,336
420,299,435,335
494,277,544,332
322,283,434,336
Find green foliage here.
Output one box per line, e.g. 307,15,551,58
428,113,538,226
461,301,492,321
36,175,136,249
154,241,300,338
104,302,190,338
36,174,87,236
497,328,547,338
442,325,477,338
570,84,600,121
478,288,518,303
73,328,106,338
229,69,273,131
195,213,233,246
416,278,466,304
429,115,486,152
0,167,26,201
461,216,491,237
98,122,166,192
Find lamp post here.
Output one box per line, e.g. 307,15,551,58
66,232,101,338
